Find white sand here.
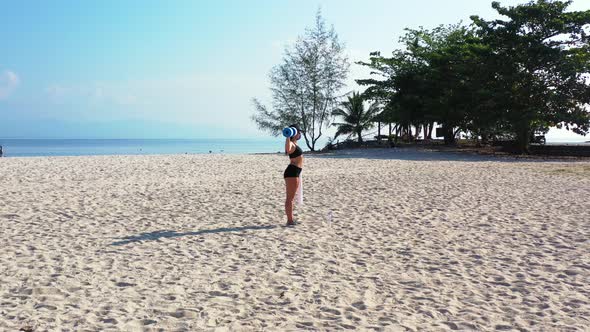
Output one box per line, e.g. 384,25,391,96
0,148,589,331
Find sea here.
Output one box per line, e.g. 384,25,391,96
0,139,291,157
0,138,585,158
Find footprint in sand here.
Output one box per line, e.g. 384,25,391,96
320,307,341,316
115,282,136,287
33,303,57,311
351,301,367,310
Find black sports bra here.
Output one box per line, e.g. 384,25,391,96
289,145,303,159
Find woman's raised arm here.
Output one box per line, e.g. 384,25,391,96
285,138,293,155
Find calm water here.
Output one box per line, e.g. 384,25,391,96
0,139,288,157
0,138,585,158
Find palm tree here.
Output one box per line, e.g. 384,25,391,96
332,92,380,143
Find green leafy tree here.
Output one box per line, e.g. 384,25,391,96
471,0,590,152
356,1,589,152
251,10,350,151
418,26,495,144
358,25,488,144
332,92,381,143
356,49,429,142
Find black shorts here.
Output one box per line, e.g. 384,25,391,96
284,164,302,178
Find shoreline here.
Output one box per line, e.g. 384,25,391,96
3,145,589,161
1,137,589,158
320,143,590,161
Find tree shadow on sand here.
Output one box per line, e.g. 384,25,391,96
310,147,585,163
111,225,277,246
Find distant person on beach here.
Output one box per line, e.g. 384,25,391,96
0,145,3,157
284,124,303,226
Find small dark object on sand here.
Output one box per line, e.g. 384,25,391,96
20,325,34,332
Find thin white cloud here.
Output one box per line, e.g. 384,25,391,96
42,74,266,127
0,70,20,99
45,84,72,101
45,82,140,107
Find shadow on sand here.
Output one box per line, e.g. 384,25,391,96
111,225,277,246
309,147,583,163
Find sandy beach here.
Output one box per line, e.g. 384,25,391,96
1,148,589,331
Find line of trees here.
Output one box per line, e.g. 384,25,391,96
253,1,590,153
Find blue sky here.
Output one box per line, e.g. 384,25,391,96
0,0,588,140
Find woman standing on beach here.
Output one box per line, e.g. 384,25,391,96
284,124,303,226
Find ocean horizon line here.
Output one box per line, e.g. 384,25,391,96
0,137,279,141
0,138,292,158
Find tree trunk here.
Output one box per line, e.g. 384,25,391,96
358,130,363,143
388,123,393,147
442,124,456,145
428,123,434,139
377,122,381,143
515,122,531,154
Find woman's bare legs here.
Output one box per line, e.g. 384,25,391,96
285,177,300,224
